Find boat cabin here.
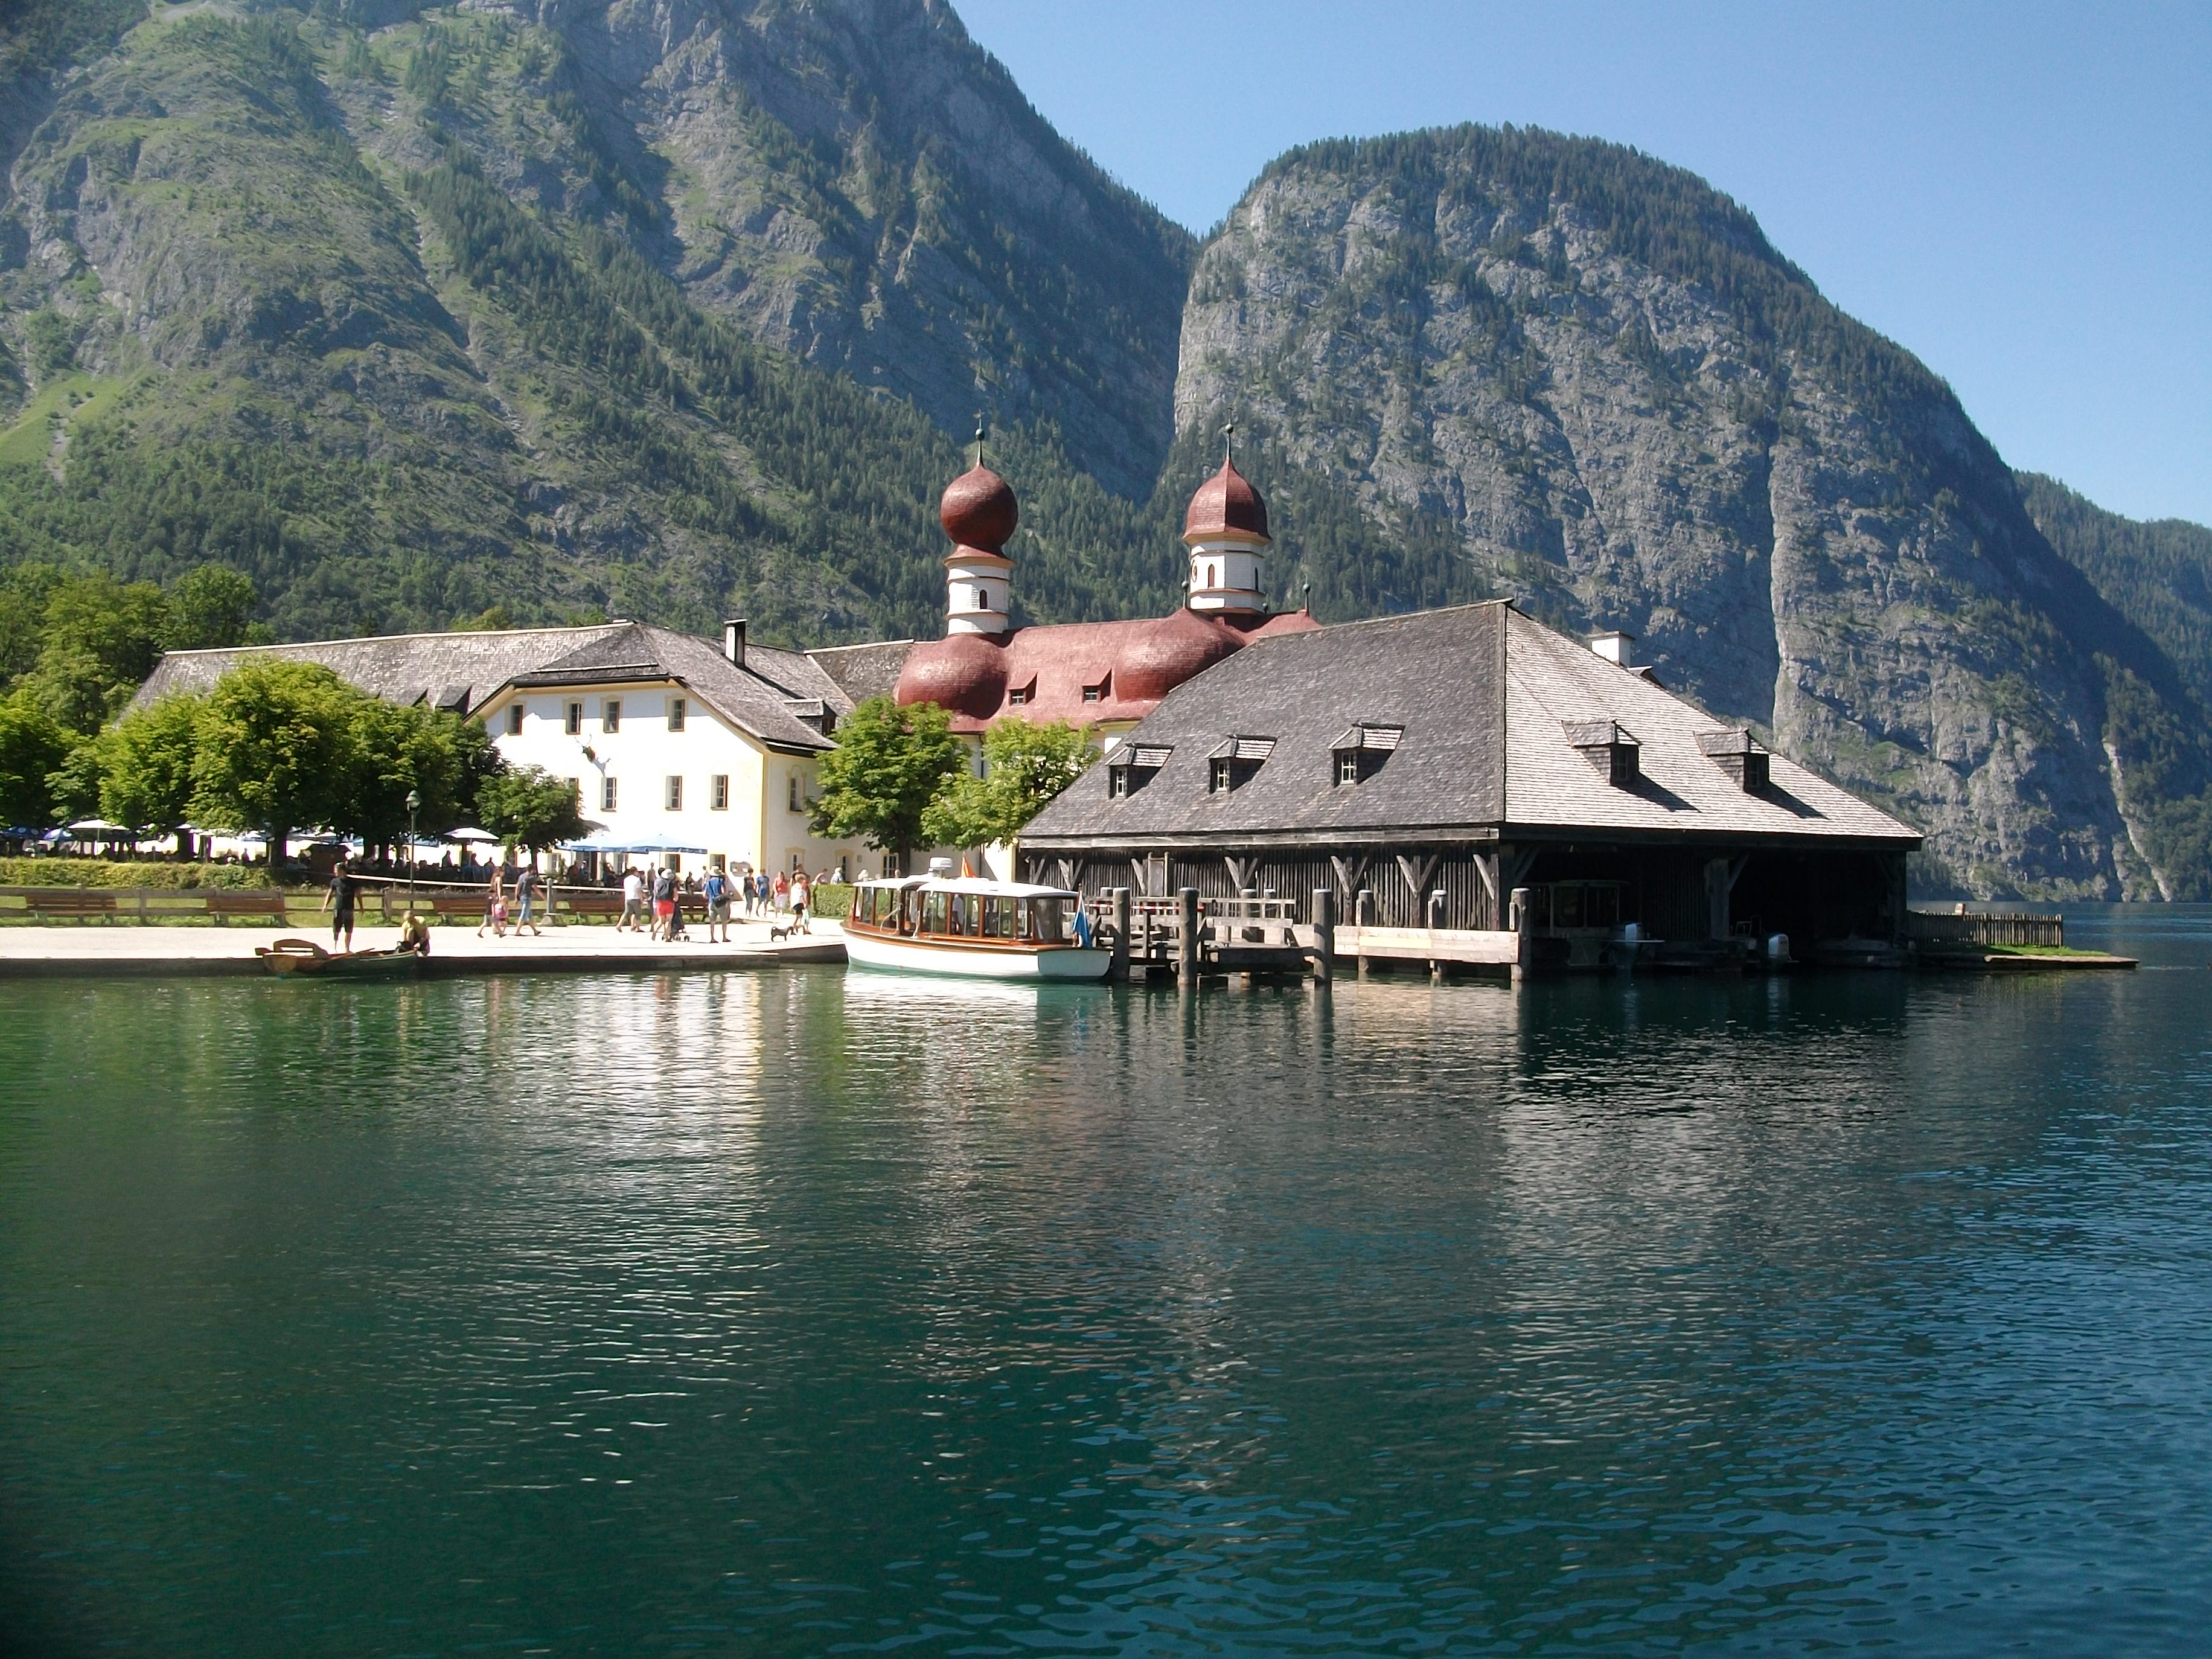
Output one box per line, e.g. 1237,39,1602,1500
851,878,1080,946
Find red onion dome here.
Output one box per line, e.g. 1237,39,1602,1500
1117,607,1245,705
894,631,1007,721
1182,456,1269,543
940,464,1017,552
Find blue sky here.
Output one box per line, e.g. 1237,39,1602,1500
957,1,2210,528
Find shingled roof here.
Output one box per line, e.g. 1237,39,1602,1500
132,620,833,753
1021,601,1921,850
803,639,914,709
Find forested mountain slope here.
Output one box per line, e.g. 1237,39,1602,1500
0,0,1189,647
1172,126,2212,897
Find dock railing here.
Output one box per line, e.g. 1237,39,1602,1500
1906,910,2063,948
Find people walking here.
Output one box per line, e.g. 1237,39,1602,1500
651,866,677,940
322,855,357,951
620,867,645,932
772,869,790,914
514,863,543,937
790,869,811,935
479,867,507,938
703,867,731,942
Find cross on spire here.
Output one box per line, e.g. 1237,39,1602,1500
973,414,987,469
1223,420,1236,465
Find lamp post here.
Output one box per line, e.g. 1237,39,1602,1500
404,789,421,919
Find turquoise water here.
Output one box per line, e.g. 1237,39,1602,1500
4,909,2210,1656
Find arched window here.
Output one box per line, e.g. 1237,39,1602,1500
976,586,989,610
1206,563,1216,588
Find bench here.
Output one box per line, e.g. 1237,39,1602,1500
559,890,626,922
203,890,289,924
24,889,120,922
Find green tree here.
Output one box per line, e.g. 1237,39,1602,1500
43,734,107,828
98,692,206,852
20,573,170,734
921,717,1096,849
477,764,590,860
0,689,69,828
188,660,360,864
162,565,261,651
337,696,500,852
810,696,963,873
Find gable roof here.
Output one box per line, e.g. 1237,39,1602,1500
131,625,626,715
807,640,915,708
132,621,833,753
1022,601,1921,849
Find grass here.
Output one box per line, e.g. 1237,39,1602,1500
0,374,126,468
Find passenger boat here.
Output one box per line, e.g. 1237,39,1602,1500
843,875,1110,981
255,938,426,979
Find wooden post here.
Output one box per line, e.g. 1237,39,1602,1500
1355,887,1373,978
1110,887,1131,982
1177,886,1200,983
1427,889,1445,980
1311,887,1335,984
1509,886,1532,984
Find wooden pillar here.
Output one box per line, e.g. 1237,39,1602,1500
1427,889,1446,980
1176,886,1200,983
1355,887,1373,978
1110,886,1131,982
1311,887,1335,984
1509,885,1532,985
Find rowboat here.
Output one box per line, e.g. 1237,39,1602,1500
843,875,1110,981
255,938,426,979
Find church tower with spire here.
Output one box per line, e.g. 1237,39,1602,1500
1181,425,1271,615
940,421,1016,636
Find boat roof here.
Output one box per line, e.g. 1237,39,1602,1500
857,876,1076,898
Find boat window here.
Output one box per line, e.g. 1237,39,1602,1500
923,892,948,935
984,897,1012,938
1016,898,1031,939
1032,897,1065,943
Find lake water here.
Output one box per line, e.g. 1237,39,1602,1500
4,909,2211,1657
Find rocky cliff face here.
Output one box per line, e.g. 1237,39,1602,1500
1174,128,2204,898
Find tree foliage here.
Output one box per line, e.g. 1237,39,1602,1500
478,764,590,854
0,691,68,829
921,717,1096,849
810,697,962,868
186,660,359,861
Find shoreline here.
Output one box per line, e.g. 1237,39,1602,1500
0,918,848,980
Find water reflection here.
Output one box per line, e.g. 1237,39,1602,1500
3,927,2211,1657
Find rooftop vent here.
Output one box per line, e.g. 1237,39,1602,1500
1564,719,1641,787
1696,728,1770,791
1587,630,1635,668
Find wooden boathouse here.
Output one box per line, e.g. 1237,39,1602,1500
1018,601,1924,976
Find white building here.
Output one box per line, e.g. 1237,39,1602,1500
135,618,875,878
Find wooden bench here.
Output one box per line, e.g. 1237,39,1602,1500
24,889,120,922
424,892,493,923
558,890,626,922
203,889,289,924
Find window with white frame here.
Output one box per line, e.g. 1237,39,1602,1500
601,776,618,811
505,703,524,735
565,700,583,735
667,697,686,732
602,698,621,733
666,775,683,811
711,774,729,811
788,773,801,813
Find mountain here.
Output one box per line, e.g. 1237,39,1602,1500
1,5,2207,898
0,0,1187,647
1172,126,2212,898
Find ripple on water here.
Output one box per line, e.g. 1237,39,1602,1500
2,918,2211,1655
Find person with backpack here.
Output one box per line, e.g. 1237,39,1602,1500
651,866,677,941
703,867,730,942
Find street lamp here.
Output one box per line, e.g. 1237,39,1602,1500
404,789,421,919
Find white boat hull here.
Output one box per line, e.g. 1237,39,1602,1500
843,929,1110,982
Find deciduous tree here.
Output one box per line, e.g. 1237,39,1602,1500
478,765,590,860
810,696,962,874
96,693,205,854
188,660,359,864
921,717,1096,851
0,690,68,830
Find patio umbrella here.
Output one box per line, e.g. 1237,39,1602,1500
445,826,500,845
617,833,709,855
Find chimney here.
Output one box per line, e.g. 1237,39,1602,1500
1587,630,1634,668
723,618,747,668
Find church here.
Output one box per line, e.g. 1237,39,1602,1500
808,436,1320,739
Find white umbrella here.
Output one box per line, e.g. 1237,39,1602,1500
445,826,500,845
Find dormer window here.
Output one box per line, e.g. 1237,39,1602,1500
1108,743,1171,799
1082,674,1110,704
1007,677,1035,707
1565,720,1641,787
1208,735,1274,793
1696,728,1770,791
1330,723,1402,785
